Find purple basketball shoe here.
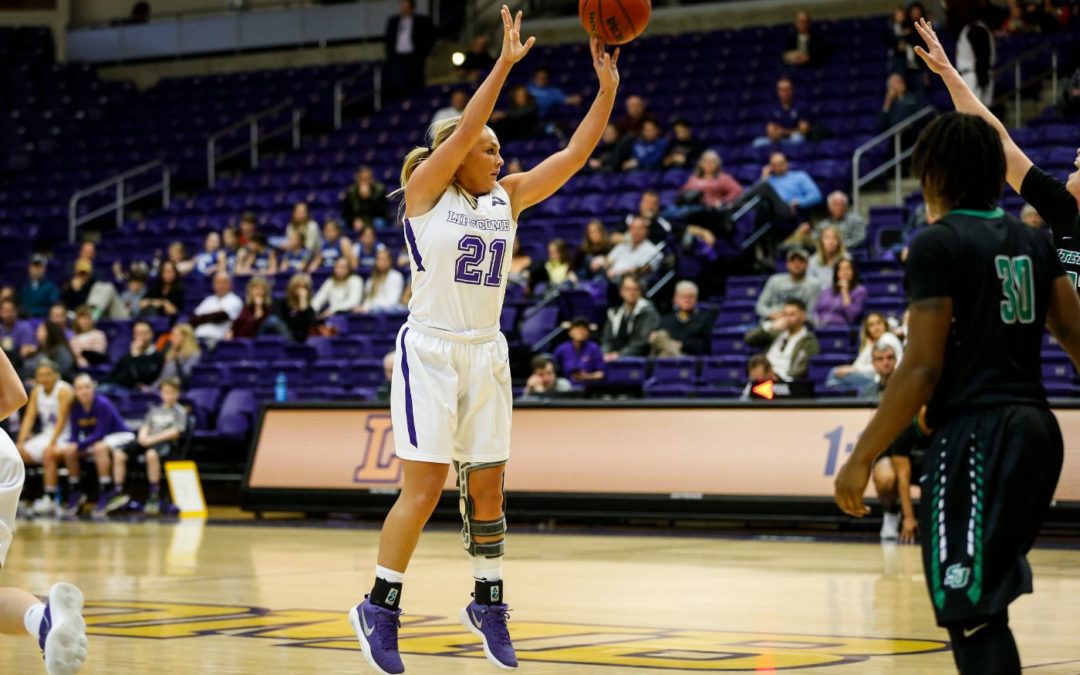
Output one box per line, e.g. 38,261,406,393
460,599,517,670
349,597,404,675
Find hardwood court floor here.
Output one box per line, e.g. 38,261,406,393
1,517,1079,674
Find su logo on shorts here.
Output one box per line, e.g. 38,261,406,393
944,563,972,590
352,414,402,485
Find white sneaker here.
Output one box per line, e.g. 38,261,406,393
880,512,901,540
40,582,88,675
31,497,57,517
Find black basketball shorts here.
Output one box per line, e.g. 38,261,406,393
919,405,1063,626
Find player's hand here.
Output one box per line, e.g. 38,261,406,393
590,37,620,92
912,19,953,76
900,516,918,544
498,6,535,65
834,456,872,517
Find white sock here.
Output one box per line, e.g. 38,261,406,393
375,565,404,584
471,556,503,582
24,603,45,638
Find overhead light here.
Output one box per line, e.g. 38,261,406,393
451,51,465,66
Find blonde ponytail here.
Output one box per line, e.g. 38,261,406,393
392,115,479,210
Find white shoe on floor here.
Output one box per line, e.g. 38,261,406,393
40,582,88,675
31,497,56,517
880,512,901,540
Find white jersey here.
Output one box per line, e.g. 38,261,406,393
957,22,996,106
403,183,517,334
34,380,71,439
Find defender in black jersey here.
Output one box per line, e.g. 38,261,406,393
835,112,1080,675
912,18,1080,285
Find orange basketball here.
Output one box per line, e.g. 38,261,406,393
579,0,651,45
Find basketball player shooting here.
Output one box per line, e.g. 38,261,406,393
0,349,88,674
834,111,1080,674
348,6,620,674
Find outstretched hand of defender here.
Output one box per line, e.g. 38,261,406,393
590,37,620,91
913,18,953,75
499,6,535,65
834,456,873,518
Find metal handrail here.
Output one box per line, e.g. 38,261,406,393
68,160,170,244
333,66,383,130
206,99,303,187
990,42,1059,129
851,105,937,213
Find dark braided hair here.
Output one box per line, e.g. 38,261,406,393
911,112,1005,213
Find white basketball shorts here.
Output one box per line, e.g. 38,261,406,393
0,429,25,568
23,428,71,463
391,320,512,465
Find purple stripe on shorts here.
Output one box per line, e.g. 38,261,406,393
399,327,418,448
403,218,425,271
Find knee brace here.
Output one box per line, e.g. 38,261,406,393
454,460,506,558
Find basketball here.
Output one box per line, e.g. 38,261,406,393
579,0,651,45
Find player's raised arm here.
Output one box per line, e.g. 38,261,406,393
913,18,1033,192
834,296,951,517
404,5,535,215
0,351,27,421
501,37,619,220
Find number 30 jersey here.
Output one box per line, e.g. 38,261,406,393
402,182,517,334
904,209,1065,426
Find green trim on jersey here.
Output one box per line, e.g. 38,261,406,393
948,208,1006,219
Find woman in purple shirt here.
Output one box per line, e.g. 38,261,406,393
552,317,605,384
814,258,868,327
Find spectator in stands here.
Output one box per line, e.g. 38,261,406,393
678,150,744,210
352,224,384,272
114,267,148,320
103,321,162,393
190,272,244,346
745,152,824,246
1020,203,1049,236
745,299,820,381
807,225,849,287
458,35,495,79
621,119,668,171
219,227,241,273
288,202,322,254
948,0,996,106
167,241,194,277
359,249,406,313
17,360,74,515
154,323,200,389
236,234,278,276
376,351,395,402
825,311,904,391
47,303,71,337
341,166,390,231
552,317,605,385
527,67,582,119
277,274,317,343
509,237,533,290
124,377,187,516
860,341,899,402
432,89,469,125
627,190,674,244
22,322,75,383
140,260,184,319
70,307,108,368
237,212,259,248
814,259,867,328
19,255,59,319
754,248,823,325
61,258,95,312
811,191,867,250
529,239,577,296
574,219,614,279
615,95,656,137
230,277,284,339
663,119,705,169
783,10,826,66
0,298,34,363
652,280,717,356
740,354,778,400
279,228,312,273
490,85,540,141
520,355,573,400
311,220,353,271
754,77,812,147
602,275,661,361
606,216,662,282
885,5,911,74
586,123,624,172
313,257,364,319
384,0,436,99
191,232,222,277
880,72,926,132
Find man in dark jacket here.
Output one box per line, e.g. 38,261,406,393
653,281,718,356
104,321,163,391
602,276,661,360
341,166,390,231
384,0,437,100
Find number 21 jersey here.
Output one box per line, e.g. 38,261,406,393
403,183,517,334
